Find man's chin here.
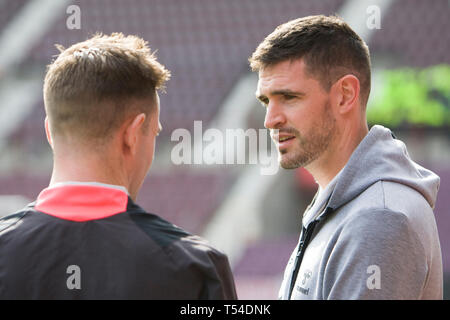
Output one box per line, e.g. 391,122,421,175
280,162,297,169
278,152,311,169
279,155,302,169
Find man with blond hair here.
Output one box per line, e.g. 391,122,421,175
0,33,236,299
250,15,442,299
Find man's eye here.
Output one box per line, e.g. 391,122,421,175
283,94,296,100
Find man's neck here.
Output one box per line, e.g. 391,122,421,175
49,172,125,189
49,180,130,195
306,122,368,189
49,152,129,194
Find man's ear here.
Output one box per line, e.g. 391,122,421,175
44,116,53,149
123,113,146,155
332,74,360,115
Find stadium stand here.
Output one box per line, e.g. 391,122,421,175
370,0,450,67
433,167,450,277
21,0,345,134
0,0,28,32
0,173,48,201
0,0,448,299
7,99,48,156
233,235,298,299
137,170,233,234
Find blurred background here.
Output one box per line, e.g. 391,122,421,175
0,0,448,299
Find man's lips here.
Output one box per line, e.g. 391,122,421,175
272,132,296,147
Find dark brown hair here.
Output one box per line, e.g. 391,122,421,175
44,32,170,143
249,15,371,106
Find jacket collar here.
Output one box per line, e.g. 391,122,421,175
35,182,129,221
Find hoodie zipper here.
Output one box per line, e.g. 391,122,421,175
288,206,333,299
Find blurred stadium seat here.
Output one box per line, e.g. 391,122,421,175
137,170,233,234
233,235,298,299
370,0,450,67
0,0,28,32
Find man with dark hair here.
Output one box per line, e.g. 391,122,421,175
250,15,442,299
0,33,237,299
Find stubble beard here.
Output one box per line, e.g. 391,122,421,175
278,100,336,169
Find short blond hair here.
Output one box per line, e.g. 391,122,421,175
44,33,170,142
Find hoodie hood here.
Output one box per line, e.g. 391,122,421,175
327,125,440,211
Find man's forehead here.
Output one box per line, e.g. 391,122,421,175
256,59,310,94
259,59,308,76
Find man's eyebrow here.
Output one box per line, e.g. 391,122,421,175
256,89,305,101
270,89,305,96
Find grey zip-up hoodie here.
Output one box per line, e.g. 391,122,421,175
279,125,443,300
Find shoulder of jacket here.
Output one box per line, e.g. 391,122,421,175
0,209,29,234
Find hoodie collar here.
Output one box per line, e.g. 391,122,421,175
326,125,439,211
303,167,343,226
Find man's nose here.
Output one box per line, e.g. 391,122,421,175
264,102,286,129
